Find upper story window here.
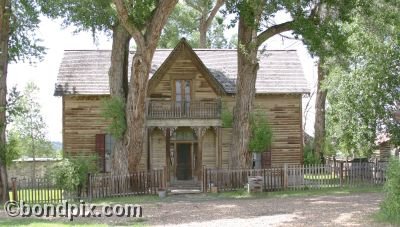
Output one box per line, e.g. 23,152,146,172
175,80,191,104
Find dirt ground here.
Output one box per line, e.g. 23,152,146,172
144,192,387,227
0,192,392,226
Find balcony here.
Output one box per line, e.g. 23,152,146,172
147,100,221,119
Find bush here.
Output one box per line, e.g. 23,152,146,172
221,103,233,128
249,113,273,153
49,155,98,198
379,158,400,223
303,141,321,165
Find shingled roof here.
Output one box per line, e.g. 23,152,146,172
54,48,309,96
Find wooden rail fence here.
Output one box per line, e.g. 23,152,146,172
88,169,165,199
203,162,387,192
11,177,64,204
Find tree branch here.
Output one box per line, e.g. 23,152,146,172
184,0,203,13
205,0,224,29
112,0,145,48
257,21,295,47
145,0,178,50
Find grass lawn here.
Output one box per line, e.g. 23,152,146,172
9,189,64,203
210,185,383,200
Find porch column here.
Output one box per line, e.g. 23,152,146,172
192,127,208,180
159,127,176,184
147,127,155,171
214,126,222,168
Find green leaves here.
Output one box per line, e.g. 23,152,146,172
325,0,400,156
101,96,126,139
8,82,56,159
8,0,45,63
49,155,98,192
380,158,400,223
249,112,272,153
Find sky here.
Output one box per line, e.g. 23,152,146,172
7,16,317,143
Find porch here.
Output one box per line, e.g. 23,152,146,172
146,100,221,119
147,126,223,188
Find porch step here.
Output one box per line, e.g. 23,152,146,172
168,180,201,192
168,189,202,195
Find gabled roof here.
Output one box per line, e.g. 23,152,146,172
54,43,309,96
148,38,225,95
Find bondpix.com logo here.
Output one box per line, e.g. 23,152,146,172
4,200,142,221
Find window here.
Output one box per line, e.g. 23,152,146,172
105,134,115,172
95,134,114,173
175,80,191,111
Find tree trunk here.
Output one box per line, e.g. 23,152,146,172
314,60,327,159
125,51,153,173
0,0,10,203
199,12,208,48
230,16,259,169
108,24,131,176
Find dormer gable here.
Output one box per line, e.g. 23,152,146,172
148,38,225,99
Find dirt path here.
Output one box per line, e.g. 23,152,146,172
0,192,391,226
144,192,386,226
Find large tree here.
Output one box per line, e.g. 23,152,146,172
112,0,178,173
226,0,359,168
39,0,132,174
185,0,224,48
10,82,54,179
159,0,227,48
0,0,44,203
325,0,400,157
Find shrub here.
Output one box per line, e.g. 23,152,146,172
303,141,321,165
221,103,233,128
379,158,400,223
49,155,98,198
249,113,273,153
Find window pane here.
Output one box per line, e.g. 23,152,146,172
175,80,182,104
185,80,190,101
105,135,114,172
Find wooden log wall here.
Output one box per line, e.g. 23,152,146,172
63,96,147,170
221,94,303,168
202,130,217,168
149,129,166,169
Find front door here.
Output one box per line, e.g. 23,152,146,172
176,143,192,180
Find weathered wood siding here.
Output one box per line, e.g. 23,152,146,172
202,129,217,168
220,94,303,168
149,50,217,101
221,128,232,168
149,129,166,169
63,96,109,157
63,96,147,170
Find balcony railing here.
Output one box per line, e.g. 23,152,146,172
147,100,221,119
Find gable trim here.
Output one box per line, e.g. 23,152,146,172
147,38,226,96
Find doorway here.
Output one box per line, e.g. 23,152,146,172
176,143,192,180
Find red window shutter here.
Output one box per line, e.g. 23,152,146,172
261,151,272,169
95,134,106,172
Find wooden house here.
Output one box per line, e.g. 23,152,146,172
54,39,309,184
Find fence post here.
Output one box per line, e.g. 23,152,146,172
87,173,92,202
202,165,206,193
163,166,167,190
283,164,288,190
11,177,18,201
339,162,344,187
